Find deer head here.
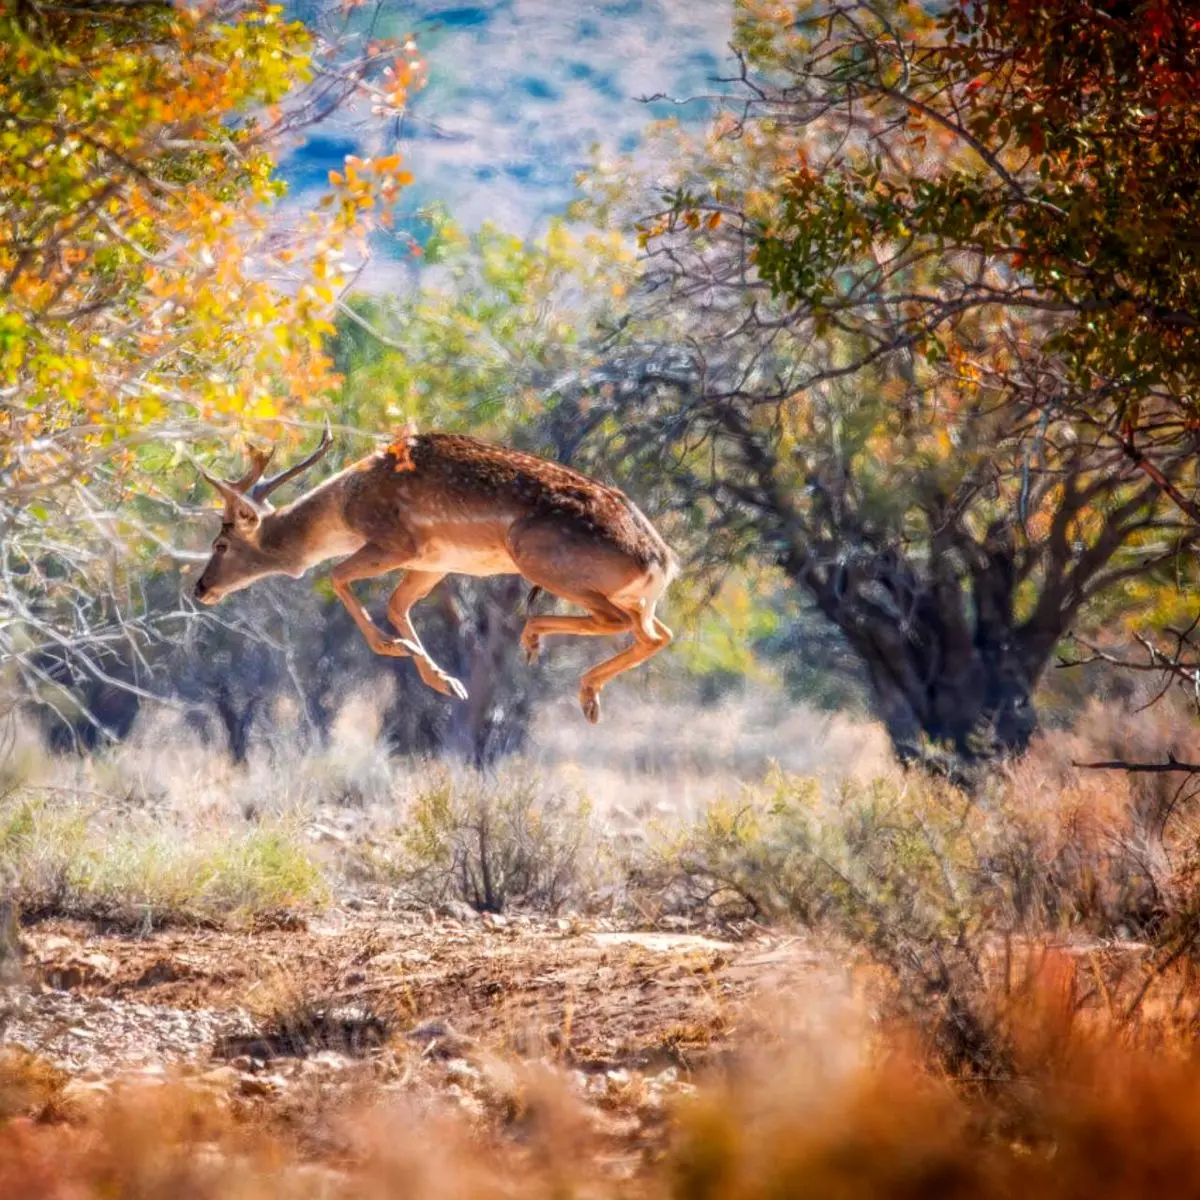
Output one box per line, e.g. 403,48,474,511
193,422,332,605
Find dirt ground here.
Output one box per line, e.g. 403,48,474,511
1,907,844,1166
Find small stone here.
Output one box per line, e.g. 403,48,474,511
443,1058,481,1084
406,1018,474,1060
437,900,480,923
309,1050,355,1072
196,1066,241,1091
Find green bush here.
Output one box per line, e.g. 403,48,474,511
0,790,326,927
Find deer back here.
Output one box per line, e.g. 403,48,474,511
344,432,673,571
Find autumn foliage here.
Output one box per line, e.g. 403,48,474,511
748,0,1200,500
0,0,418,704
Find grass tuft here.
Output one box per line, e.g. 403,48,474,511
1,790,327,928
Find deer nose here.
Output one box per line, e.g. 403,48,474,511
193,579,209,601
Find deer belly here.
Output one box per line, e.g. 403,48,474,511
406,539,517,577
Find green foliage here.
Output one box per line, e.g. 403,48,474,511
742,0,1200,489
0,790,326,926
333,211,635,443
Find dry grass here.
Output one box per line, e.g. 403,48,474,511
5,696,1200,1191
0,789,326,928
4,965,1200,1198
0,691,889,924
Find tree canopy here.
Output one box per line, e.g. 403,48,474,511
569,0,1200,767
1,0,418,717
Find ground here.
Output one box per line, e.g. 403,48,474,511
2,907,840,1169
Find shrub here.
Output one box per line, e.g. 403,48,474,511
636,742,1200,1074
0,789,326,928
352,765,601,913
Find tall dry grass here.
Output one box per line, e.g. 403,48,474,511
0,690,891,923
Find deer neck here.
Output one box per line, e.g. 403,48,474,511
257,482,363,576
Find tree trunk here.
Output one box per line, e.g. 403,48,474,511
781,532,1055,772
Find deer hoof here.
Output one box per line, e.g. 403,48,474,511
420,661,468,701
580,687,601,724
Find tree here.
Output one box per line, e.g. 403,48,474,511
746,0,1200,510
1,0,420,729
574,0,1200,768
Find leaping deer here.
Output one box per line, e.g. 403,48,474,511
192,424,677,722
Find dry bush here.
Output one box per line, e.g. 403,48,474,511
635,702,1200,1073
665,1026,1200,1200
349,764,604,913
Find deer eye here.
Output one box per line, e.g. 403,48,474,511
214,540,229,555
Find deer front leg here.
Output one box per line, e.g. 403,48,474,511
330,547,422,660
386,570,468,701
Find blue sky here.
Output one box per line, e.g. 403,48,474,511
284,0,733,285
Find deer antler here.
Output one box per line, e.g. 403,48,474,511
197,466,246,508
250,419,333,502
232,444,275,492
196,426,327,508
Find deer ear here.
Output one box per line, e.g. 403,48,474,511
231,499,261,534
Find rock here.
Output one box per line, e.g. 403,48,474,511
308,1050,355,1072
44,953,115,992
237,1073,287,1098
437,900,480,923
196,1066,241,1091
482,912,508,930
307,823,348,844
406,1018,474,1060
443,1058,482,1084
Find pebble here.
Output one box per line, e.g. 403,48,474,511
436,900,480,923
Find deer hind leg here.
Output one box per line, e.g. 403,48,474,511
578,609,672,724
386,570,468,701
519,604,631,664
508,518,673,722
